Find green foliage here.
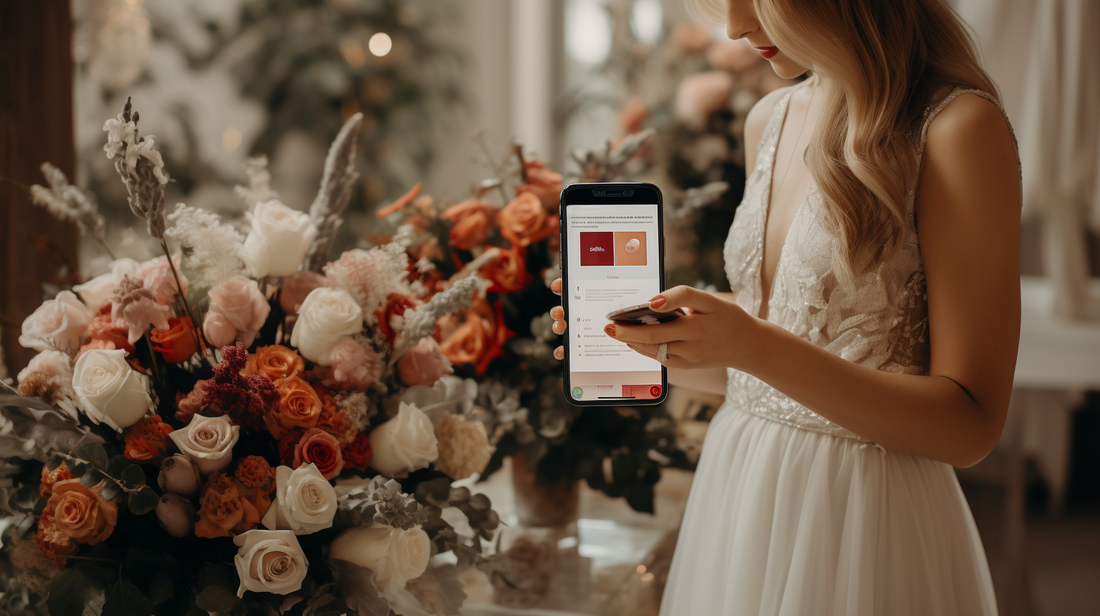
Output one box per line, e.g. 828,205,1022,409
46,568,106,616
103,581,154,616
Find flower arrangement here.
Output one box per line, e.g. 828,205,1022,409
372,135,693,517
2,99,506,616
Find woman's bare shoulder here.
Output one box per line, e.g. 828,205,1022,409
744,85,796,171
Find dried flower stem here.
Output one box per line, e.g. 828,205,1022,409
305,113,364,272
158,238,205,361
474,132,512,203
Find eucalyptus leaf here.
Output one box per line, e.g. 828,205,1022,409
194,584,239,612
149,570,175,605
100,482,123,501
127,487,160,515
122,465,146,488
328,559,391,616
47,568,106,616
107,455,131,477
103,581,154,616
81,469,106,488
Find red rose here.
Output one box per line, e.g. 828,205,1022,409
293,428,345,480
342,433,373,473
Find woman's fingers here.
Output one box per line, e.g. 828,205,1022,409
550,305,564,320
553,320,567,335
551,278,562,295
648,285,723,314
554,346,564,360
604,319,688,345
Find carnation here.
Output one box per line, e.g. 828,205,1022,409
323,244,411,318
312,336,383,391
433,414,493,480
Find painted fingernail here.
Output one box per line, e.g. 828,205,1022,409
626,344,634,349
649,295,666,309
604,324,616,337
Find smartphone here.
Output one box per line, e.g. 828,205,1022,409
559,182,668,406
606,304,687,325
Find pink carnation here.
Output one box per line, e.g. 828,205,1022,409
176,379,208,423
203,275,270,348
112,275,170,344
312,336,383,391
137,256,188,306
397,337,454,387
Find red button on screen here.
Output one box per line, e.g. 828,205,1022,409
649,385,661,397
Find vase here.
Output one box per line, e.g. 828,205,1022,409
509,452,580,530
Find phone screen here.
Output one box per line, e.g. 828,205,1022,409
564,200,664,403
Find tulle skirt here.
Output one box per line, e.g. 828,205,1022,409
659,405,998,616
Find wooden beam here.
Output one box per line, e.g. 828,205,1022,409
0,0,80,374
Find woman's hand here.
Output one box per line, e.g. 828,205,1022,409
607,286,762,371
550,278,567,360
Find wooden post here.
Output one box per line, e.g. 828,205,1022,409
0,1,80,374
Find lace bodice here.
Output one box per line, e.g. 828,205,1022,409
722,82,1018,441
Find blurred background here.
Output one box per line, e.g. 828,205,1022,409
1,1,1097,615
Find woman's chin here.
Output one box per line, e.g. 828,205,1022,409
767,56,809,80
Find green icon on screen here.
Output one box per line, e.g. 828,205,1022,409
572,387,583,399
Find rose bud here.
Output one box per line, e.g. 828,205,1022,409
156,493,196,538
158,454,202,496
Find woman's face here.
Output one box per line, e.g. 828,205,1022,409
724,0,808,79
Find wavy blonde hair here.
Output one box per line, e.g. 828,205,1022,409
684,0,998,284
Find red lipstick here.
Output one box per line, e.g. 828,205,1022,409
755,46,779,59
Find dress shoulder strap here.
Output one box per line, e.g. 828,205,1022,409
914,87,1022,180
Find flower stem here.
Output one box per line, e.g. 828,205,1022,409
159,238,206,363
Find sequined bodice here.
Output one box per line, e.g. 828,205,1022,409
722,83,1016,441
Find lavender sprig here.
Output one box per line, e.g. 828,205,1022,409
104,97,169,240
304,113,364,272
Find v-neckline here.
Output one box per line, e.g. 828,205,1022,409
756,82,812,321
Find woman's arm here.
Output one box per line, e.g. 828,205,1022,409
612,94,1021,468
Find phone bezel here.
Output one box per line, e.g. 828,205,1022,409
559,182,669,407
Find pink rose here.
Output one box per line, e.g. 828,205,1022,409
73,258,140,313
112,276,171,344
19,291,93,352
674,71,734,128
312,336,383,391
293,429,344,480
203,276,271,348
397,337,454,387
137,256,188,306
672,23,713,54
707,41,762,73
279,272,328,316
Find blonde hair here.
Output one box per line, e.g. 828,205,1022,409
684,0,999,284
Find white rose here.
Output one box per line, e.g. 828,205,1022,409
329,524,430,595
233,530,309,597
71,349,152,431
368,402,439,478
73,258,140,312
19,291,93,352
261,464,337,535
290,287,363,365
242,199,318,278
168,414,240,475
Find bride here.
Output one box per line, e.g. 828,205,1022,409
550,0,1021,613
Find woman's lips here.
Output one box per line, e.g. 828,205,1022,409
755,46,779,59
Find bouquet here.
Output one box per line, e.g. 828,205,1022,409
1,99,506,616
373,134,693,517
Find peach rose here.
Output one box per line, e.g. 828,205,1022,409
42,479,119,545
266,377,322,440
150,316,201,363
497,192,557,248
19,290,92,352
137,255,188,306
203,275,271,348
516,160,564,211
480,246,531,293
279,271,327,316
442,198,496,250
672,23,712,54
248,345,305,381
398,337,454,387
195,473,261,538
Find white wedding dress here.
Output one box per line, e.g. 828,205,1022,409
659,83,1017,615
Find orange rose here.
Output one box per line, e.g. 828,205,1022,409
247,345,305,381
41,479,119,545
265,377,322,440
517,160,564,211
194,473,260,538
150,316,202,363
497,192,558,247
39,462,71,499
440,300,514,376
442,198,497,250
123,415,174,461
480,246,531,293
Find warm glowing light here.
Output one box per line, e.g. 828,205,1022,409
368,32,393,57
222,127,242,152
631,0,663,46
566,0,612,65
641,572,655,583
341,42,366,67
636,565,647,574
